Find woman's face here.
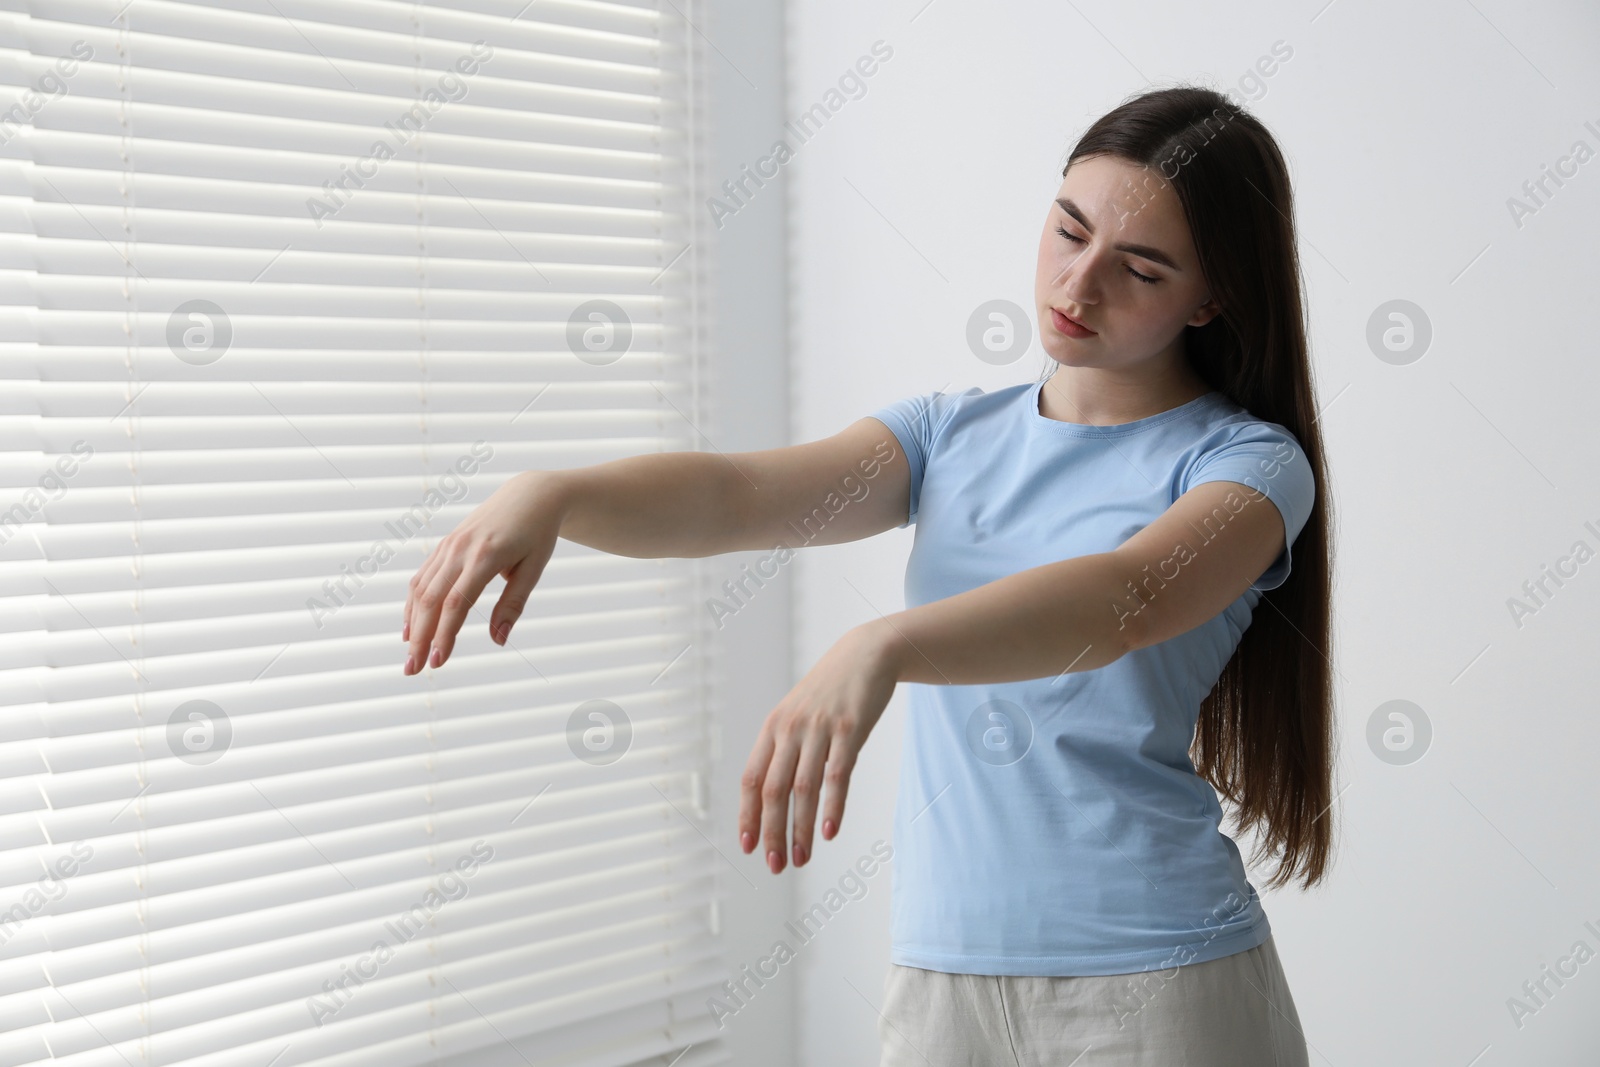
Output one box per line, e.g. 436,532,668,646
1034,154,1221,375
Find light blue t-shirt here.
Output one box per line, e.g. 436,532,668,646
867,377,1317,977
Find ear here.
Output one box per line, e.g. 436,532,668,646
1188,297,1222,328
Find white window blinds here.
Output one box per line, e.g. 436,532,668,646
0,1,726,1064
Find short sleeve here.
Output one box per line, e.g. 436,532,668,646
865,388,974,528
1182,421,1316,591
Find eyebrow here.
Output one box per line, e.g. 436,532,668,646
1055,198,1182,272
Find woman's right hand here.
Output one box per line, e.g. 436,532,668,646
402,470,567,676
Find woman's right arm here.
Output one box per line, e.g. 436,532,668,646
402,415,911,674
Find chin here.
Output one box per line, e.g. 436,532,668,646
1040,338,1093,367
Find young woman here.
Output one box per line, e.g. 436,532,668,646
401,84,1331,1067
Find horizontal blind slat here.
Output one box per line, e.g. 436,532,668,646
6,1,715,1063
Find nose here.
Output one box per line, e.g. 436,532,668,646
1051,244,1106,307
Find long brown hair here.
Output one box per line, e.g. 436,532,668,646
1055,85,1337,891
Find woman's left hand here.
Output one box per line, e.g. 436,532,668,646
738,622,900,874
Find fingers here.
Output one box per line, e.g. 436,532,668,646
757,730,797,874
405,553,459,674
819,733,857,844
489,541,553,647
740,712,862,874
404,539,500,674
402,471,560,670
488,565,528,646
403,539,449,649
788,731,831,868
429,548,502,667
737,727,775,860
404,543,456,674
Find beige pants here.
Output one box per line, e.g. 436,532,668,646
878,935,1310,1066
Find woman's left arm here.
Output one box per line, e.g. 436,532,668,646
737,477,1291,873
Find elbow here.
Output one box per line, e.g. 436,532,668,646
1105,555,1151,659
1111,608,1146,660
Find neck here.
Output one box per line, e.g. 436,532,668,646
1038,364,1211,426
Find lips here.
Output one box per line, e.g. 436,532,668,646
1051,307,1096,334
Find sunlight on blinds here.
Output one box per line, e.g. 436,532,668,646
0,1,725,1064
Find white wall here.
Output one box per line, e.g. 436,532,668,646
700,3,795,1066
778,2,1600,1066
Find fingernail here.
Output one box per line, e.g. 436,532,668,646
404,654,415,674
793,842,807,866
767,850,780,874
822,819,835,840
429,646,441,668
740,831,754,853
402,620,409,641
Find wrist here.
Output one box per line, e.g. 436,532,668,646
853,615,910,683
526,468,577,527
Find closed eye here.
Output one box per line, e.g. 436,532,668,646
1055,226,1160,285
